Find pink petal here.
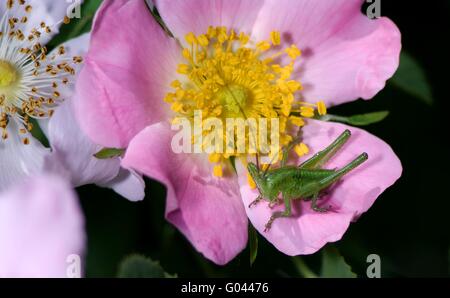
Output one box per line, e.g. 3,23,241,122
154,0,265,39
74,0,180,148
237,119,402,255
0,174,85,277
251,0,401,105
122,122,248,265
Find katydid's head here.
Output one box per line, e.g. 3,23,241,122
247,162,271,199
247,162,260,178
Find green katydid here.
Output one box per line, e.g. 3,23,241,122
247,130,368,232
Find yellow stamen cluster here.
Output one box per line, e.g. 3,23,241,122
0,0,83,143
165,26,327,177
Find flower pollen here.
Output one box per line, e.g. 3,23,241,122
165,26,327,177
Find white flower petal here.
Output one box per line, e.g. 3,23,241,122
101,168,146,202
43,33,121,187
42,33,144,200
0,0,84,44
45,100,121,187
0,119,49,191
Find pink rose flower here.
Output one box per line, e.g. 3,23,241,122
0,174,85,277
74,0,402,264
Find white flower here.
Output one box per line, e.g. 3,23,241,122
0,0,145,201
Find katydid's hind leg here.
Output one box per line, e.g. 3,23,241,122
300,130,351,170
265,195,292,232
307,153,368,212
248,195,263,208
316,153,368,189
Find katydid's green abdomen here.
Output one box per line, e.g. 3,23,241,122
264,168,335,200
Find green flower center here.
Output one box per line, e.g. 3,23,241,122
216,85,248,117
0,60,18,88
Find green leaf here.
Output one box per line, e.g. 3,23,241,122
317,111,389,126
118,255,176,278
391,52,433,105
320,246,356,278
293,258,318,278
249,224,259,266
94,148,125,159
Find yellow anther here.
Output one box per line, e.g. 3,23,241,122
185,32,197,44
229,29,236,41
300,106,315,118
218,32,229,44
287,80,302,92
270,31,281,46
197,34,209,47
247,172,257,189
182,48,191,60
317,101,327,116
289,116,305,127
177,64,190,74
239,32,249,45
208,153,221,163
257,41,271,52
280,67,293,80
213,165,223,178
207,26,217,38
175,89,186,100
170,80,182,88
272,64,282,73
286,45,302,59
294,143,310,157
164,93,175,103
171,102,184,112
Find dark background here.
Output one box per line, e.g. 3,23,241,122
69,0,450,277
